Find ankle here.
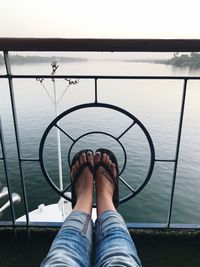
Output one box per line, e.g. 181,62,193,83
96,196,116,217
96,189,113,201
74,194,93,214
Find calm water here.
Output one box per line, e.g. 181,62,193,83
0,57,200,224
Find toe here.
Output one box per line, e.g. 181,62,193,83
111,163,117,177
71,165,76,177
105,154,110,165
82,152,87,163
87,151,94,166
102,153,107,163
75,160,79,172
94,151,101,164
79,153,84,165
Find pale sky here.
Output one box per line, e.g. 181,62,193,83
0,0,200,39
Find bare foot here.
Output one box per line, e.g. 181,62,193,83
71,151,94,214
94,151,117,217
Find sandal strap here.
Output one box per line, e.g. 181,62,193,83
94,162,117,186
73,162,94,182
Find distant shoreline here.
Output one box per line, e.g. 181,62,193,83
0,55,88,65
125,53,200,69
1,53,200,69
153,53,200,69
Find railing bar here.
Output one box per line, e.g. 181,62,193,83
3,51,30,226
117,121,136,140
54,124,75,141
167,79,188,227
1,74,200,80
0,117,16,225
94,78,98,103
20,158,40,162
119,176,136,193
155,159,176,162
0,220,200,229
127,223,200,230
0,38,200,52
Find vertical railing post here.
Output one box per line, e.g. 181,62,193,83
167,79,188,227
51,64,65,220
3,51,29,225
94,78,98,103
0,116,16,225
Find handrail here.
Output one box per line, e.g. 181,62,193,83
0,38,200,52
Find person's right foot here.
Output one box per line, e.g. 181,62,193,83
94,151,117,216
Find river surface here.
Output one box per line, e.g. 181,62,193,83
0,56,200,224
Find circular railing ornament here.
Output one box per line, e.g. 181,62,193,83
39,103,155,206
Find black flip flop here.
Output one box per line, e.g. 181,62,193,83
94,148,119,208
71,149,94,208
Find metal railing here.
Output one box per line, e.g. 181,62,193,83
0,38,200,229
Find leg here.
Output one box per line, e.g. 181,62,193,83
94,151,142,267
41,151,94,267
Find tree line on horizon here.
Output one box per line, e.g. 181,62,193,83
156,52,200,69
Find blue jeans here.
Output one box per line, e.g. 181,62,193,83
41,210,142,267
